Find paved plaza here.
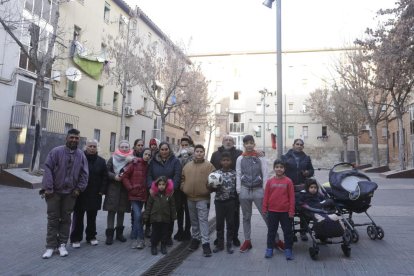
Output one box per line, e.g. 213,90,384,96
0,171,413,276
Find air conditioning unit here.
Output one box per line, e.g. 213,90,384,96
125,106,134,117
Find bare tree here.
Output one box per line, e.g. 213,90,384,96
0,1,61,172
336,49,390,166
356,1,414,169
135,41,190,141
307,87,364,162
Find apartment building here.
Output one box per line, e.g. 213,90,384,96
192,49,388,167
0,0,186,166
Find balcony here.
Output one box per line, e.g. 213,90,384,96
229,122,244,133
10,104,79,134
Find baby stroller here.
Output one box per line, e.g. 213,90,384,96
293,187,352,260
323,162,384,242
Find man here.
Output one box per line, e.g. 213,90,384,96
41,129,89,259
210,135,242,246
174,137,193,241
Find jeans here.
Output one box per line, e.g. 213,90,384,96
267,212,293,250
131,200,144,240
215,199,235,245
45,193,76,248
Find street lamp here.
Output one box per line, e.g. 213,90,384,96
263,0,283,158
259,89,272,153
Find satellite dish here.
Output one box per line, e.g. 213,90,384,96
66,67,82,82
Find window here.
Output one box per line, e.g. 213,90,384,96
233,113,241,123
288,102,294,111
234,91,239,100
100,43,107,60
255,126,262,137
16,80,33,104
143,97,148,113
110,132,116,152
166,136,170,143
94,129,101,142
126,90,132,105
67,80,76,98
322,126,327,136
172,138,175,145
301,104,307,113
288,126,294,139
273,125,278,136
125,126,130,141
19,24,40,73
141,130,146,143
274,103,278,113
24,0,34,12
64,123,73,133
104,2,110,23
195,126,200,135
410,105,414,135
215,126,221,138
302,126,309,138
119,15,127,35
97,85,103,106
113,92,119,112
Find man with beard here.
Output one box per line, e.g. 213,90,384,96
210,135,242,246
41,129,89,259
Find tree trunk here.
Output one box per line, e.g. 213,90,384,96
354,135,360,166
206,126,213,158
397,115,406,170
369,121,380,167
342,137,348,162
161,115,166,142
119,91,126,142
30,78,44,172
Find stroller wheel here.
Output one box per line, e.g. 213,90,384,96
351,230,359,243
341,244,351,257
376,226,384,240
343,229,352,245
367,226,378,240
309,246,319,260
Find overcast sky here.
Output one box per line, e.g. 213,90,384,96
126,0,396,54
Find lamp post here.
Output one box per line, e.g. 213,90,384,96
259,89,272,153
263,0,283,158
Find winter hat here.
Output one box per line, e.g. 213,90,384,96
305,178,318,192
149,138,158,147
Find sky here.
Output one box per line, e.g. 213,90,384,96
126,0,397,55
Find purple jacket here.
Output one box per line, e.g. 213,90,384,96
42,145,89,194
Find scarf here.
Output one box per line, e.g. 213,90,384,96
112,149,133,174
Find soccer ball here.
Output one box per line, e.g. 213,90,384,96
208,172,223,188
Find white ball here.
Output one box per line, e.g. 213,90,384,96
208,172,223,188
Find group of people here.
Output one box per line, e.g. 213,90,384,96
40,128,315,262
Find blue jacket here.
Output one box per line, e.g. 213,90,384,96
147,151,182,189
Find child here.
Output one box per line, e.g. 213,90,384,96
181,144,215,257
210,152,237,254
236,135,269,253
299,179,326,209
262,159,295,260
122,148,152,249
143,176,176,255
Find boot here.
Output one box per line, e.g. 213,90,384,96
226,242,234,254
105,228,115,245
115,226,127,242
161,243,167,255
173,229,184,241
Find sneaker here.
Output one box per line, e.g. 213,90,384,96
131,240,138,249
188,239,200,252
72,242,80,248
301,233,308,241
89,239,98,246
137,240,145,249
265,248,273,258
285,248,294,260
239,240,252,253
58,244,68,257
274,240,285,252
202,243,212,257
42,249,54,259
233,237,241,247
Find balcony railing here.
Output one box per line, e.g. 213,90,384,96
229,122,244,133
10,104,79,134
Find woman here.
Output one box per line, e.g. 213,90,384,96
133,139,145,158
281,138,314,241
103,140,134,245
70,139,108,248
147,142,182,246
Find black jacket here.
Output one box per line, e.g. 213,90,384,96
281,149,314,186
74,152,108,211
210,146,242,170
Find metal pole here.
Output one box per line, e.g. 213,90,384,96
263,94,266,152
276,0,283,158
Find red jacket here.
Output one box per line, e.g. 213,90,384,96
122,158,148,201
262,176,295,217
